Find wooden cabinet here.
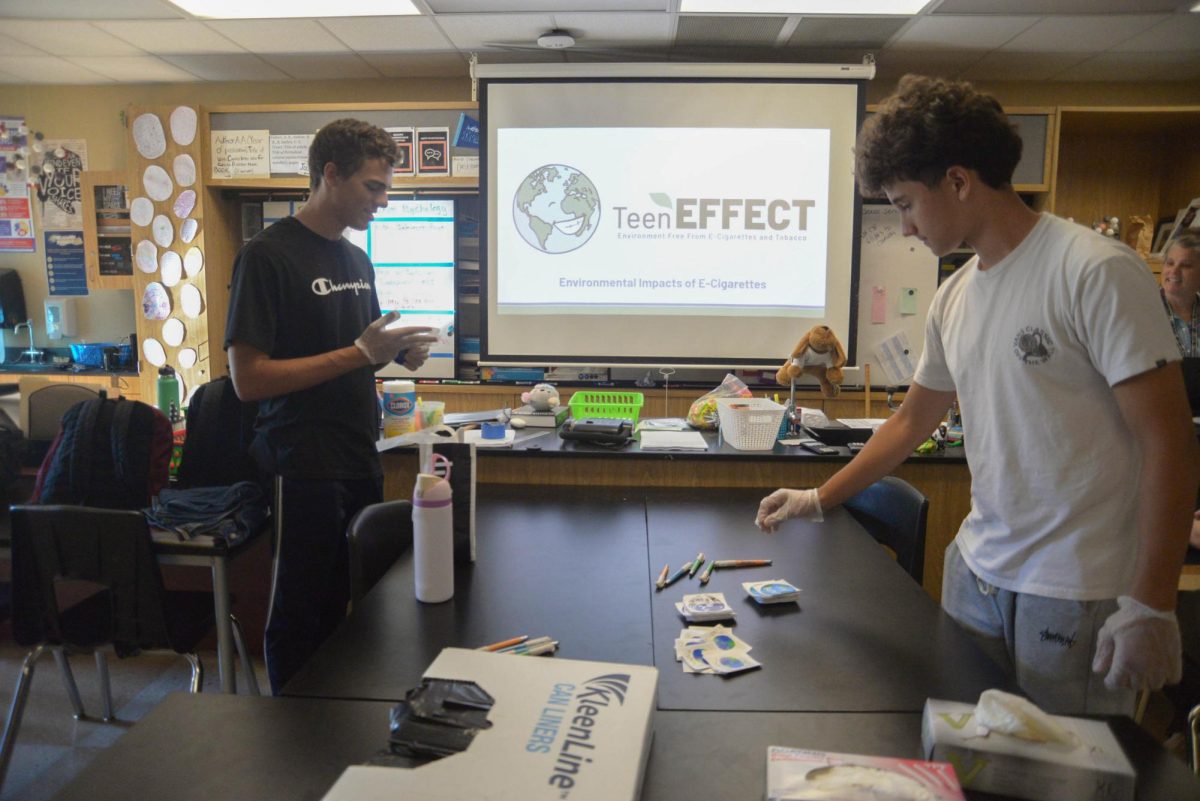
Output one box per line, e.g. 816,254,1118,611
80,170,133,290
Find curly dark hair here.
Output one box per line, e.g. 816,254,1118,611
308,118,397,189
855,74,1022,197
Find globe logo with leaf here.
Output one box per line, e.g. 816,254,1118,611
512,164,600,254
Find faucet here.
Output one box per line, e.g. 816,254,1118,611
13,320,43,363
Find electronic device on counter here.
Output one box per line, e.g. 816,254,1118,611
559,417,633,446
795,438,840,455
847,441,866,454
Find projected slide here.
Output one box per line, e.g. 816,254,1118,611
496,127,830,316
344,197,456,378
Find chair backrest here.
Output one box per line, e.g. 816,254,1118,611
346,500,413,606
19,379,102,442
9,504,174,656
843,476,928,585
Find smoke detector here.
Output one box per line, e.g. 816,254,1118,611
537,30,575,49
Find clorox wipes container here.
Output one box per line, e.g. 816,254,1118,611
381,379,418,437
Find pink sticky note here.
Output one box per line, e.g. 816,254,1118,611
871,286,887,324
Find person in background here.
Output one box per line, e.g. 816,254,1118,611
1160,232,1200,358
225,118,439,694
756,75,1199,715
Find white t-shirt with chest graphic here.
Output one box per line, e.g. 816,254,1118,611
915,213,1179,600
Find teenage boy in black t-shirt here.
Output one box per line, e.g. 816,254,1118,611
225,119,439,694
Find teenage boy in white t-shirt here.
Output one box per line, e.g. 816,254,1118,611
756,75,1200,714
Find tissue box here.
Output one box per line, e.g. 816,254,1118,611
321,648,658,801
767,745,966,800
921,698,1135,801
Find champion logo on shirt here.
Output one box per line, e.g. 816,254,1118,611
311,277,370,296
1012,326,1055,365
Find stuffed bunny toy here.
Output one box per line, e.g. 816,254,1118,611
521,382,561,411
775,325,847,398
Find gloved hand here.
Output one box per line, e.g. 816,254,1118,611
354,312,436,364
755,488,822,532
398,344,431,371
1091,595,1182,691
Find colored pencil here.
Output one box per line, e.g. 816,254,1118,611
655,563,670,590
688,552,705,578
478,635,528,652
712,559,772,569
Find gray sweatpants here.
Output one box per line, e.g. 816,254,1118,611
941,541,1134,716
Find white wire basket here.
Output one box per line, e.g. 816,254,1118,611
716,397,786,450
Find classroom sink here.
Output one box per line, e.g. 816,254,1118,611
0,361,62,373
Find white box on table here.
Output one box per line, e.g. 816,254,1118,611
322,647,658,801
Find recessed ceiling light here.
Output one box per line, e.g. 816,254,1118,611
166,0,418,18
681,0,930,13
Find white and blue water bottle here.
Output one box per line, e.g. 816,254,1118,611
412,453,454,603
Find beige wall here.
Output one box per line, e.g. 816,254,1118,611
0,72,1195,355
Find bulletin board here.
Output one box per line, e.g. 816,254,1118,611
852,202,940,385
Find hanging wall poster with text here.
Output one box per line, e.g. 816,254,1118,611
38,138,87,230
210,130,270,179
0,116,34,251
45,230,87,295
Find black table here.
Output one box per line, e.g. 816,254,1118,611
49,692,1200,801
284,486,1012,710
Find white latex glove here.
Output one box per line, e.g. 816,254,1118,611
354,312,436,364
398,343,431,371
755,488,822,532
1091,595,1182,691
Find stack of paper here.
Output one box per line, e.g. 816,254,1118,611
640,430,708,451
675,592,735,622
743,580,802,605
674,625,759,675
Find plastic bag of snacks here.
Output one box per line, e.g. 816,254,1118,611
687,373,752,430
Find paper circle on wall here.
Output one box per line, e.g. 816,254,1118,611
142,282,171,321
135,239,158,274
130,197,154,228
132,113,166,159
172,154,196,187
142,165,173,202
151,214,174,248
160,250,183,287
142,337,167,368
180,218,199,243
162,317,186,347
178,347,197,369
169,106,197,147
173,189,196,219
183,246,203,277
180,283,203,318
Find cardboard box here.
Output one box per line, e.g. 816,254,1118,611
921,698,1135,801
766,745,966,801
322,648,658,801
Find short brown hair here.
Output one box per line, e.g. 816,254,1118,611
855,74,1022,197
308,118,396,189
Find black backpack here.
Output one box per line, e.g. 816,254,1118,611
177,377,261,488
31,398,173,509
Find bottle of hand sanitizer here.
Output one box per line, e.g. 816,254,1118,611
412,454,454,603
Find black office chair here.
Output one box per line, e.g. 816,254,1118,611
19,380,104,467
346,500,413,609
843,476,929,585
0,505,257,792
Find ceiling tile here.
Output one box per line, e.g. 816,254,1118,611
0,21,145,56
359,51,469,77
260,52,382,80
66,55,202,82
1147,54,1200,81
0,0,184,19
889,15,1037,50
474,48,570,64
554,12,673,43
160,53,292,81
676,15,786,46
960,50,1089,81
428,0,665,11
93,21,246,55
999,15,1166,53
0,55,111,83
1055,51,1192,82
933,0,1180,12
872,48,984,81
319,16,451,51
788,17,908,49
1113,13,1200,53
0,31,50,57
436,13,556,49
206,19,351,54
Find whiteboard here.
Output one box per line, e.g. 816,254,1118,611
847,203,940,386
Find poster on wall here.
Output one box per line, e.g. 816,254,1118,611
45,231,88,296
36,138,87,230
0,115,35,252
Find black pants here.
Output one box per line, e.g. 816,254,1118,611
264,473,381,695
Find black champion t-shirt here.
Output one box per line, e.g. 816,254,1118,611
224,216,382,480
